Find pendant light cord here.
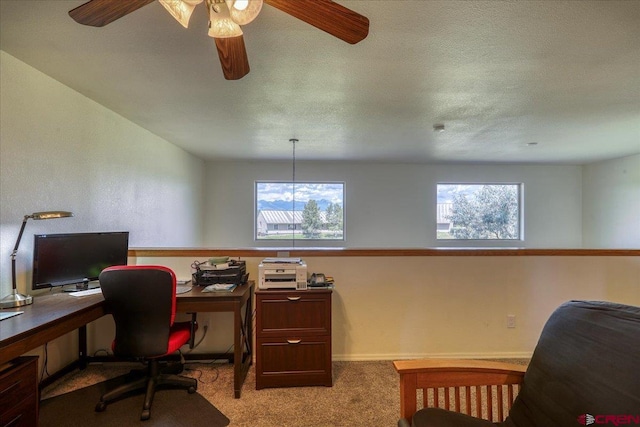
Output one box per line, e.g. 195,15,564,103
290,138,298,248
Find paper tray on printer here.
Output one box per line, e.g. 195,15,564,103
261,257,302,264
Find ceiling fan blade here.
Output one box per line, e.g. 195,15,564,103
214,36,251,80
69,0,155,27
264,0,369,44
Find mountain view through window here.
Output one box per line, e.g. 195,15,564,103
256,182,344,241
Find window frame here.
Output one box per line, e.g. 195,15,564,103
254,181,346,243
436,182,524,245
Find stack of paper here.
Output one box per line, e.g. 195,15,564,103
199,262,230,270
202,283,237,292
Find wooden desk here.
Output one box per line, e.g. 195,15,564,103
0,282,253,398
0,292,105,366
176,283,253,398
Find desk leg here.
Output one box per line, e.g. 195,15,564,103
78,325,88,369
232,293,253,399
233,302,242,398
189,313,197,349
244,293,253,364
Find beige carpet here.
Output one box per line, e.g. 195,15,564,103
42,360,401,427
42,359,529,426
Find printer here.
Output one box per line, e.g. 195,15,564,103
258,258,307,290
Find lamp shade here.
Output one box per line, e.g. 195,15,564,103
0,210,73,309
228,0,263,26
159,0,203,28
30,211,74,220
208,0,242,38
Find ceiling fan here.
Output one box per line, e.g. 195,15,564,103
68,0,369,80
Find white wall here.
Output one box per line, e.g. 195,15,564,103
583,154,640,248
204,160,583,248
127,254,640,361
0,50,205,299
1,49,637,375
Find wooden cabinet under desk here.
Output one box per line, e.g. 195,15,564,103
255,289,332,389
0,356,38,427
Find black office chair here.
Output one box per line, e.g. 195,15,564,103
96,265,197,421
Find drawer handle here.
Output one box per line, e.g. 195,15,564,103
287,339,302,344
287,296,301,301
0,380,21,396
5,413,23,427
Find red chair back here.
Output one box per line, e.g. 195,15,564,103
99,265,177,357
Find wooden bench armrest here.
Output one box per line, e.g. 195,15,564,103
394,358,527,376
393,359,527,422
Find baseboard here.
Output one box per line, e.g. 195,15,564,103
332,351,532,362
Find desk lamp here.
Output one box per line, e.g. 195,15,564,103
0,211,73,309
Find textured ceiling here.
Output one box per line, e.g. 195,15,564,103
1,0,639,164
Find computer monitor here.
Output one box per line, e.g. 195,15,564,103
31,231,129,290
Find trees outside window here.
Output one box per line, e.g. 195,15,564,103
437,184,521,240
256,182,344,241
325,202,343,236
302,199,321,238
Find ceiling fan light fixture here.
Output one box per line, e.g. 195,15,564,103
159,0,202,28
68,0,370,79
208,0,243,38
228,0,263,26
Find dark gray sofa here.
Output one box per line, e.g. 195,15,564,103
395,300,640,426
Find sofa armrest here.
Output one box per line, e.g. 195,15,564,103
393,359,526,423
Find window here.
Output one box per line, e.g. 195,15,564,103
437,183,521,240
256,182,344,241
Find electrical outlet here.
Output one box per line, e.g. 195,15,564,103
507,315,516,328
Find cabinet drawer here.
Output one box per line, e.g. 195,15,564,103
256,336,332,389
0,357,38,427
256,291,331,336
0,396,37,427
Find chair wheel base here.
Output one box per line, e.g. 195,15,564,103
141,409,150,421
95,401,106,412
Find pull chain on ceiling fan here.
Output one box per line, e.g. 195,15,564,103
68,0,369,80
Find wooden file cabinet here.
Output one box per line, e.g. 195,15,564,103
0,357,38,427
255,289,332,389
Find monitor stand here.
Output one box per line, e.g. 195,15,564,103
75,279,90,291
64,279,100,292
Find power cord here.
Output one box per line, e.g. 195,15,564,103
39,343,50,382
192,324,208,349
183,342,235,385
184,365,219,384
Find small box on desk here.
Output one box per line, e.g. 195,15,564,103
193,260,248,286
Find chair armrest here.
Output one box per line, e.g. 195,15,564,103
393,359,527,423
